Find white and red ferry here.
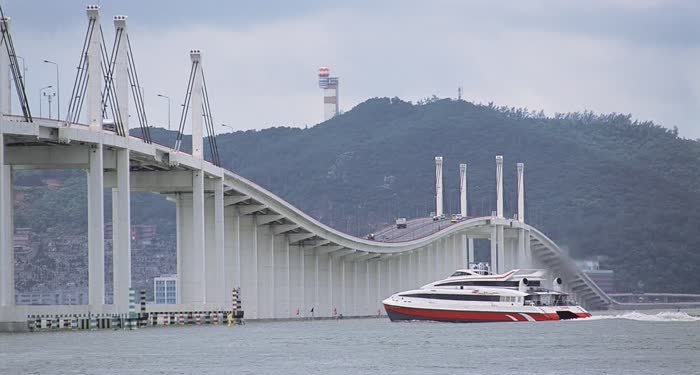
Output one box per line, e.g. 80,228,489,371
383,267,591,322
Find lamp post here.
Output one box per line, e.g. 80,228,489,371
157,94,171,130
221,123,234,133
44,90,56,119
39,85,52,118
43,60,60,120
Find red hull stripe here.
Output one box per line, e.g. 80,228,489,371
384,304,589,322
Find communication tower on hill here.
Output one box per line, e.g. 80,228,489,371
318,67,339,121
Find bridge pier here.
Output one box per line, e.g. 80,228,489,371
224,206,240,302
87,144,105,310
204,178,226,306
331,255,342,316
303,249,315,317
0,132,14,308
273,234,290,318
239,214,258,318
111,148,131,313
289,244,304,317
256,224,274,319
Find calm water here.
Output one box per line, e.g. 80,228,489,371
1,311,699,375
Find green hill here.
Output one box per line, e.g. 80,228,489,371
15,97,700,294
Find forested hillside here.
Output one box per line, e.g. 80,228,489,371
16,97,700,294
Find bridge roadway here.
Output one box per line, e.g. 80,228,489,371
370,217,456,242
0,116,616,331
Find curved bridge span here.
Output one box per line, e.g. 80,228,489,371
1,117,612,328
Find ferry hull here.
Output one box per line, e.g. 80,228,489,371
384,304,591,323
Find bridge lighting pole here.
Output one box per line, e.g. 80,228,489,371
43,60,60,121
43,90,56,119
38,85,52,118
221,123,234,133
157,94,171,130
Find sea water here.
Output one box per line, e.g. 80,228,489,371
1,311,698,374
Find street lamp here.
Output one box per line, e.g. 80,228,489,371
221,123,234,133
43,60,60,120
39,85,52,118
157,94,171,130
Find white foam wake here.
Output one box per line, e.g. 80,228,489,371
580,311,700,322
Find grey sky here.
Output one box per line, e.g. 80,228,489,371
4,0,699,136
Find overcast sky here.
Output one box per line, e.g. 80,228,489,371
4,0,699,137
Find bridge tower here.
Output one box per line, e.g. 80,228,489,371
491,156,505,273
111,14,133,315
459,163,467,218
84,5,107,311
435,156,443,218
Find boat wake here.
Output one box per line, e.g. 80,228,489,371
580,311,700,322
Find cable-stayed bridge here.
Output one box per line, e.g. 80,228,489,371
3,4,685,331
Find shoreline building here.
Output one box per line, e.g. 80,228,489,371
153,275,177,304
318,67,339,121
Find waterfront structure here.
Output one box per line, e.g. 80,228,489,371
154,275,177,304
318,67,339,121
0,5,627,331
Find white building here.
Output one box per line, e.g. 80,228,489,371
153,275,177,304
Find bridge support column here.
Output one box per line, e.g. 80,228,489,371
205,179,225,306
317,252,331,317
379,259,389,308
303,250,315,317
111,149,131,313
391,256,400,296
458,234,467,269
331,255,342,317
364,261,371,315
517,229,526,269
497,225,505,273
239,215,258,318
224,206,240,305
349,261,358,316
256,224,274,319
273,234,290,318
87,144,105,310
490,225,497,273
370,260,380,316
468,237,475,266
524,229,532,267
0,133,14,307
177,172,206,305
288,244,304,317
437,239,446,278
398,255,406,291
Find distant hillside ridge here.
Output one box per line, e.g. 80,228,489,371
17,97,700,294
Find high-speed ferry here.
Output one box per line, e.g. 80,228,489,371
382,267,591,322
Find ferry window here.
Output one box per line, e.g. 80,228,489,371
450,271,470,277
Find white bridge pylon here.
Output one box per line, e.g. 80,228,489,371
0,5,613,330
